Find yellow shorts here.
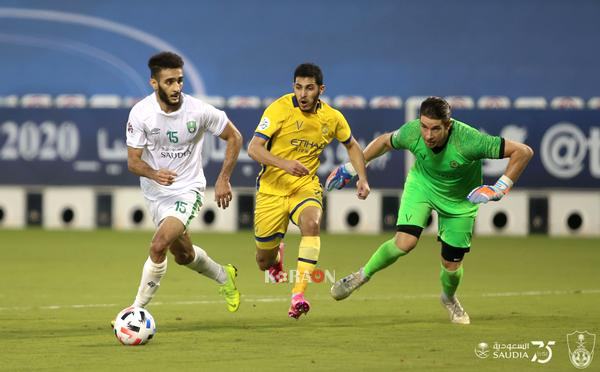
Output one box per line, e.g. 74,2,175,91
254,183,323,249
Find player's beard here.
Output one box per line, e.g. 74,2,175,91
300,93,320,113
157,86,182,110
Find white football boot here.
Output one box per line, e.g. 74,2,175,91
330,267,369,301
441,294,470,324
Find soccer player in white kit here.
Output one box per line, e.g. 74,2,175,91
125,52,243,313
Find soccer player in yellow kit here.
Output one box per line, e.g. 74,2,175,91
248,63,370,319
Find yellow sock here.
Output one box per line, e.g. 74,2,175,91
292,236,321,295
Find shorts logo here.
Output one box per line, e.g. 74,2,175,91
258,117,270,130
568,331,596,369
187,120,197,133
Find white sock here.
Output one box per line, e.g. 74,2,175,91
186,245,227,284
133,256,167,308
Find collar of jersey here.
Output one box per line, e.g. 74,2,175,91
152,92,185,116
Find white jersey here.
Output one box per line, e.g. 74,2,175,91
126,92,228,200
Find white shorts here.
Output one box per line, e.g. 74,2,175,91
144,190,204,228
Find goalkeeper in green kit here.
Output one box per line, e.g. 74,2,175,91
327,97,533,324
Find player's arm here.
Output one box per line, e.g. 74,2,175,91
501,139,534,182
247,135,309,177
343,137,370,200
467,139,534,204
127,146,176,186
325,132,393,191
214,121,243,209
363,132,394,162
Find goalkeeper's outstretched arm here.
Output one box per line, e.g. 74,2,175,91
363,132,395,163
325,133,393,192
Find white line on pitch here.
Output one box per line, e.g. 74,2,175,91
0,289,598,312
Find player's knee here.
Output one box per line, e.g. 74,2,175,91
394,226,422,253
150,236,170,256
300,218,320,235
440,240,470,267
256,250,276,271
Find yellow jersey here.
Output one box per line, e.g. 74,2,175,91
254,93,352,196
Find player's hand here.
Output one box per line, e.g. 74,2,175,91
154,169,177,186
356,178,370,200
467,175,513,204
282,160,309,177
466,185,505,204
325,162,357,191
214,176,233,209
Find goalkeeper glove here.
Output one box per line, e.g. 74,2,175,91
467,175,514,204
325,162,357,191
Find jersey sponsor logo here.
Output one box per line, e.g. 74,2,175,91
160,149,192,159
290,138,326,153
258,117,270,130
186,120,197,133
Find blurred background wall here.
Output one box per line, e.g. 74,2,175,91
0,0,598,235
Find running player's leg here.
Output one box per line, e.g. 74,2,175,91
437,215,474,324
170,232,240,312
133,190,200,308
254,192,289,282
170,232,226,284
133,216,183,308
331,182,431,300
287,184,323,318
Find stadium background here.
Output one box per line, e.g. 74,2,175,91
1,2,599,371
0,0,598,236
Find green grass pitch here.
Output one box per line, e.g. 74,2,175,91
0,230,598,371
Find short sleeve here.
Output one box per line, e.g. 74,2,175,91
255,103,284,140
125,111,146,148
334,111,352,144
390,120,420,151
460,124,503,160
201,104,228,136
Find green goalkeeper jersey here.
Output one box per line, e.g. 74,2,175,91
390,119,503,216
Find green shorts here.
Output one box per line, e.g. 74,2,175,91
396,182,475,248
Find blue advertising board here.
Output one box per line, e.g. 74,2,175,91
1,108,599,188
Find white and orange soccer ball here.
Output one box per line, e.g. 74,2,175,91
113,306,156,345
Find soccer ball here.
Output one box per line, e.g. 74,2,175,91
113,306,156,345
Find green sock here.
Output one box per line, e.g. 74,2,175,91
440,264,464,298
363,239,407,277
